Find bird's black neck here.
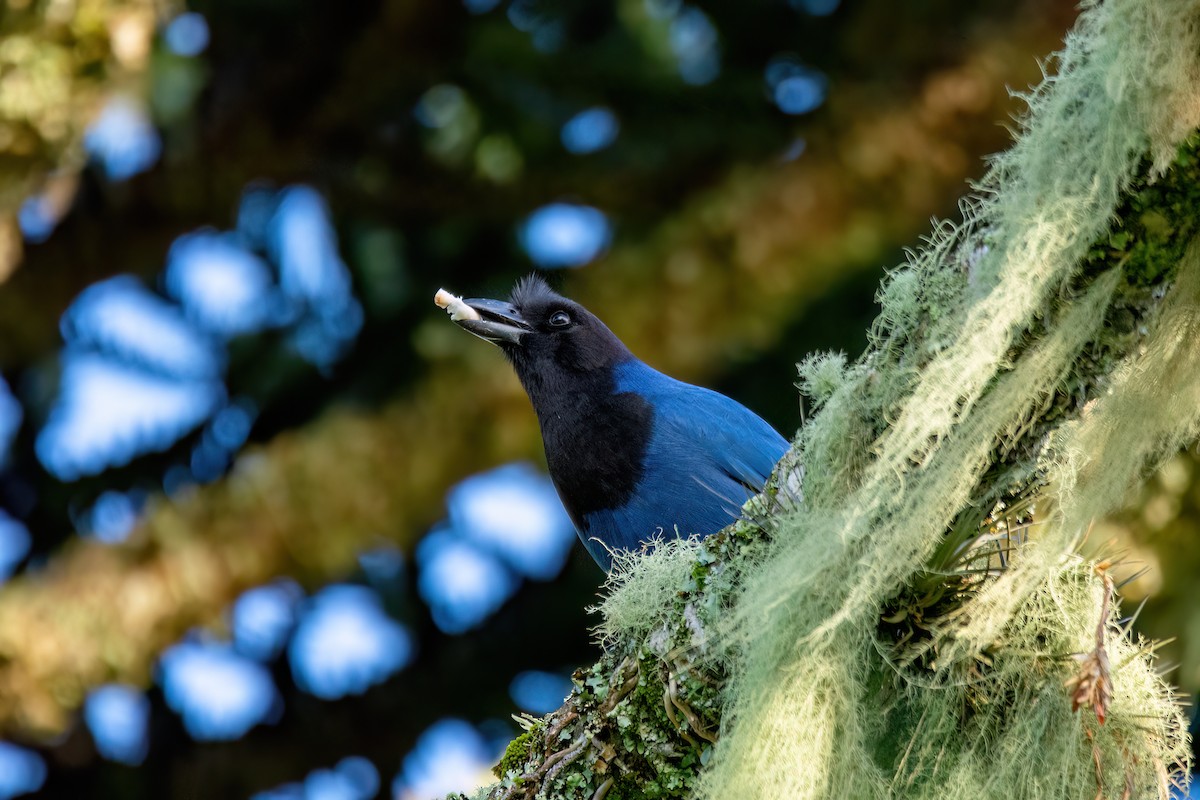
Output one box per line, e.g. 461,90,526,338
512,358,653,526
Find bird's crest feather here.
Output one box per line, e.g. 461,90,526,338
510,274,561,308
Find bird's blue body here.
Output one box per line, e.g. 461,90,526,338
448,276,790,570
577,360,788,567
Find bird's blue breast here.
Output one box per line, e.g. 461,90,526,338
577,360,788,568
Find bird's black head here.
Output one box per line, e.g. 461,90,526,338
451,275,633,379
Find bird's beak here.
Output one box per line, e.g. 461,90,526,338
454,297,531,346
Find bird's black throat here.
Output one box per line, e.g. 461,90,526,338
509,354,653,528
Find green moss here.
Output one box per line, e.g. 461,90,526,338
492,723,543,779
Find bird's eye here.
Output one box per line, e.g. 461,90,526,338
549,311,571,327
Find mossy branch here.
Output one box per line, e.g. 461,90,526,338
474,2,1200,798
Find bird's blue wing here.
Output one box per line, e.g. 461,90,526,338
615,360,789,489
582,361,789,563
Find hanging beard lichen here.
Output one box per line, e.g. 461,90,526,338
469,1,1200,798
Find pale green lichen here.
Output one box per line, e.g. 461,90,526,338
795,351,849,410
700,1,1200,796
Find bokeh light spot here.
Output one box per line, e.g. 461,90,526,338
393,719,497,800
164,12,210,57
414,85,469,130
0,511,30,583
270,188,351,304
333,756,380,799
17,194,60,244
268,186,363,367
416,527,519,634
447,463,575,581
208,401,256,450
60,275,222,379
414,83,481,164
774,74,826,115
232,581,302,661
519,203,611,269
0,742,45,800
505,0,564,51
509,671,573,714
561,108,619,154
288,585,414,699
236,186,278,249
84,684,150,765
765,56,828,115
790,0,840,15
254,757,379,800
87,490,141,544
37,353,224,480
670,7,720,85
165,232,278,338
0,377,21,469
189,439,229,483
158,641,280,741
84,97,162,181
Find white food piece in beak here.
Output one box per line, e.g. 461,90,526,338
434,288,482,322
